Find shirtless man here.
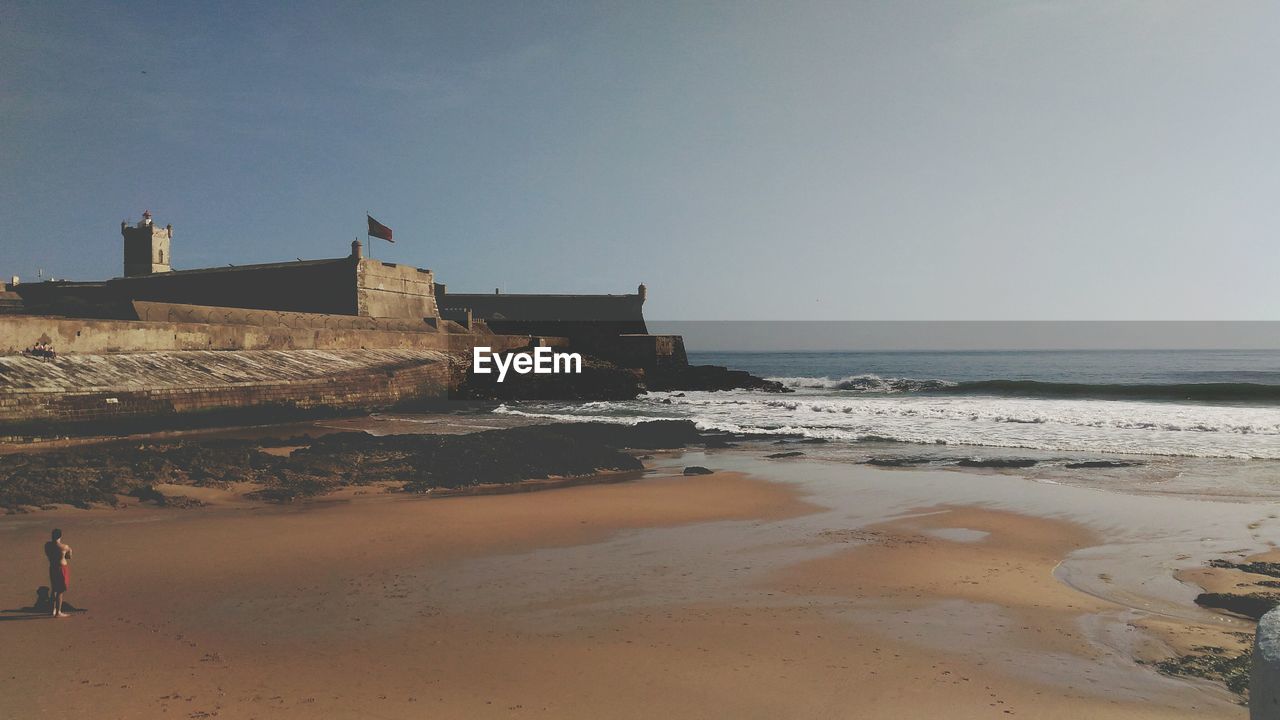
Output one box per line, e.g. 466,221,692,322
44,529,72,618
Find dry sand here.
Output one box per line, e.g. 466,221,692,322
0,455,1254,719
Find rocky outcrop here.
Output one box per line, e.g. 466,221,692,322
1252,609,1280,718
0,420,703,511
454,353,644,401
454,351,788,401
1195,592,1280,621
0,343,785,438
644,365,789,393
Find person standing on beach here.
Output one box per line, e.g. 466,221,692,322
44,529,72,618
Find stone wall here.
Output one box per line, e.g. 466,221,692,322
594,334,688,370
14,255,447,323
436,288,657,363
0,349,460,432
438,290,647,331
108,259,360,315
132,301,437,332
356,260,438,319
0,313,547,356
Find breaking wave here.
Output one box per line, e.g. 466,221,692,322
495,389,1280,459
769,375,1280,405
769,374,956,392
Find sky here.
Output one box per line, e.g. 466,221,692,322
649,321,1280,351
2,1,1278,321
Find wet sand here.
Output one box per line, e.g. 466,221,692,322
0,450,1266,718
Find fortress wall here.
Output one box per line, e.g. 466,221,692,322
107,259,360,315
13,257,447,322
610,334,688,369
357,260,438,319
439,292,647,329
0,314,545,355
0,350,461,432
131,301,437,332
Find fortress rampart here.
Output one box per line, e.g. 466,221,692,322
13,256,439,321
0,212,691,433
0,305,557,356
0,349,460,433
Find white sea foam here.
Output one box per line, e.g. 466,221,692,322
768,374,956,392
496,390,1280,459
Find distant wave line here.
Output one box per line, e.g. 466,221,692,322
768,375,1280,404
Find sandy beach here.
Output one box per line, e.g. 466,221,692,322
8,0,1280,715
0,443,1265,719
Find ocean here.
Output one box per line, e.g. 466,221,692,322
495,349,1280,461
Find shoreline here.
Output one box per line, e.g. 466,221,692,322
1,444,1267,718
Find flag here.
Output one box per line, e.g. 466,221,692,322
367,215,394,243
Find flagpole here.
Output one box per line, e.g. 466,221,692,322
366,209,372,260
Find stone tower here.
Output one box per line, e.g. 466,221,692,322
121,210,172,277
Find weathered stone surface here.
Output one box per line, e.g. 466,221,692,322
0,349,449,393
683,466,714,475
355,260,438,319
1253,608,1280,718
0,312,541,355
0,349,459,434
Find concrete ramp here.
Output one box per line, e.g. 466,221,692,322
0,349,457,433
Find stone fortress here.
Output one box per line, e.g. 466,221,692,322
0,212,687,432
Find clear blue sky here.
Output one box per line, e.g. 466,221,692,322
2,1,1277,320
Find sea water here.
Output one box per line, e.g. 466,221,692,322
495,349,1280,461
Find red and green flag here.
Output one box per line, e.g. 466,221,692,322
367,215,394,243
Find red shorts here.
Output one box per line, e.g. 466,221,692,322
49,565,69,593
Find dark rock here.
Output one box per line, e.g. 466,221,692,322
956,458,1039,469
0,420,702,509
865,456,936,467
1194,592,1280,620
455,352,643,401
127,486,205,508
1208,559,1280,579
798,437,828,444
1150,647,1250,697
683,466,714,475
766,451,804,459
1064,460,1141,469
455,351,787,401
645,365,789,393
